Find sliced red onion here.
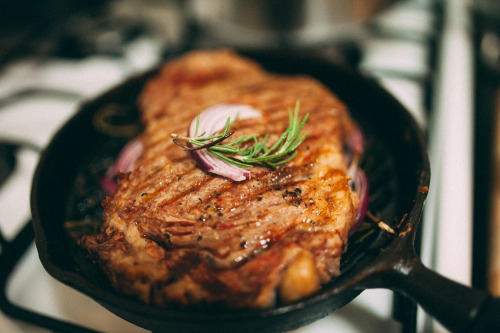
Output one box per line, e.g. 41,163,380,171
345,124,369,236
100,138,144,194
345,125,364,155
100,176,118,195
112,138,144,174
349,169,369,236
187,104,261,181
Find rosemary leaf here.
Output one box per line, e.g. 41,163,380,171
172,102,308,169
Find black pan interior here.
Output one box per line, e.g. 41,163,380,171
31,50,429,333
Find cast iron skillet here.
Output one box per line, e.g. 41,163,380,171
31,50,500,332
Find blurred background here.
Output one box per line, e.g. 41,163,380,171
0,0,496,332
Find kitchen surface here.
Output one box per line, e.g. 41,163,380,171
0,0,487,332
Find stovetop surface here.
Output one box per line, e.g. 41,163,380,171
0,1,474,332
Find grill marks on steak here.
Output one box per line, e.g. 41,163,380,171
81,50,359,308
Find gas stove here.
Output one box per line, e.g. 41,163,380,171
0,1,473,332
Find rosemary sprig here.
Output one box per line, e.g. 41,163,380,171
172,102,309,169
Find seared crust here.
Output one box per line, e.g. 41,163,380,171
81,50,359,308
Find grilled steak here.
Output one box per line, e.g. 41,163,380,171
81,50,360,308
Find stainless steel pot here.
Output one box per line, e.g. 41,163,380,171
187,0,393,47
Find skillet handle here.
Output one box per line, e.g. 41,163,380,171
396,260,500,333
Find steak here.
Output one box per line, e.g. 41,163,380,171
81,50,360,308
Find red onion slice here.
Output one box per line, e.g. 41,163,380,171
349,169,369,236
345,124,369,236
113,138,144,174
187,104,261,181
345,125,364,155
100,138,144,194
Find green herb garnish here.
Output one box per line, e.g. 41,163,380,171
172,102,308,169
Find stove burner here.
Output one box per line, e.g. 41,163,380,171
0,143,16,190
0,142,17,254
0,141,95,332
